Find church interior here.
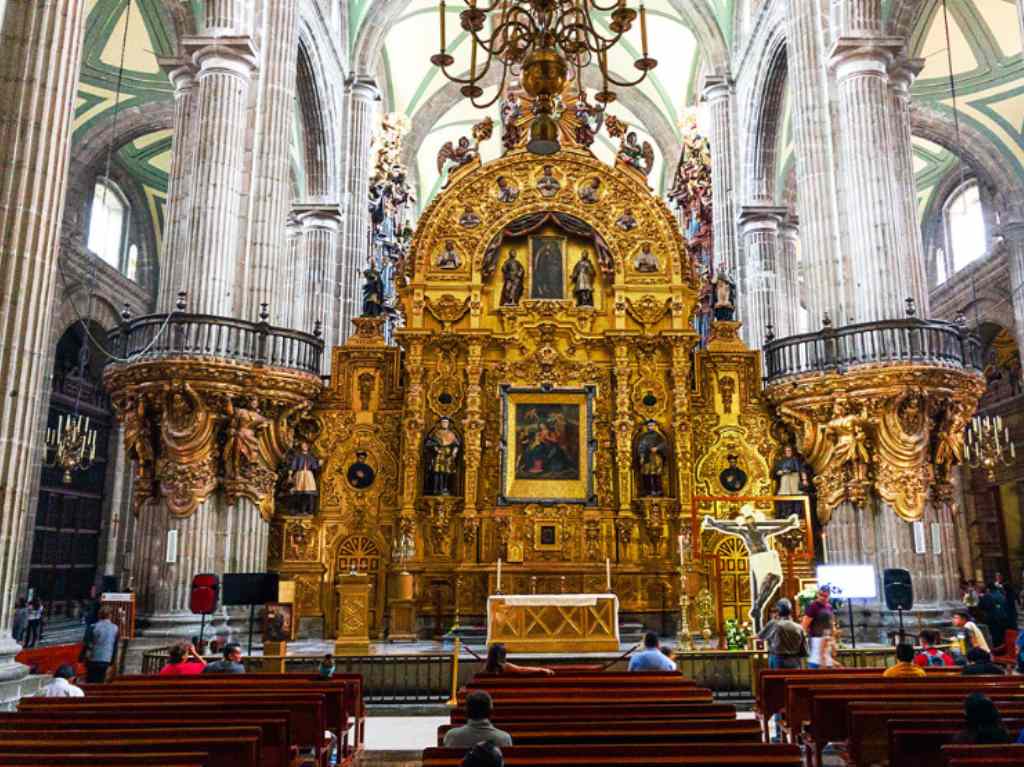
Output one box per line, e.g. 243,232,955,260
3,0,1024,762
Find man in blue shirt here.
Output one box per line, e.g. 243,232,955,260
627,631,677,672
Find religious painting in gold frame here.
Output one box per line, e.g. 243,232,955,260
499,386,595,505
529,235,567,299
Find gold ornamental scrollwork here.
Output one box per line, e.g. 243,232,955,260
770,366,984,523
425,294,471,330
625,295,671,330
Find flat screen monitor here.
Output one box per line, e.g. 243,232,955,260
815,564,877,600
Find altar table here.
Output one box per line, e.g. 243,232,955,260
486,594,620,653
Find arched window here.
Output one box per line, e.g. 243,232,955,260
87,179,129,273
944,181,987,273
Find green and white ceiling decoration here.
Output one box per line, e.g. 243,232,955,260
76,0,176,251
365,0,707,210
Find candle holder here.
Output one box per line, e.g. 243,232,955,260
44,413,98,484
964,414,1015,482
676,591,694,651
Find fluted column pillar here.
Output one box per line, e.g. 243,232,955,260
157,64,198,311
279,214,304,329
738,207,786,348
829,34,908,323
180,39,257,315
0,0,87,696
702,78,740,273
337,78,380,342
786,0,847,325
240,0,299,323
295,207,343,357
888,57,929,314
1004,221,1024,361
205,0,253,36
777,216,802,337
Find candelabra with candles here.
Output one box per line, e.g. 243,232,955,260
45,413,98,484
676,529,694,651
964,414,1015,482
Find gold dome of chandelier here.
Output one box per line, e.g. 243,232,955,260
431,0,657,155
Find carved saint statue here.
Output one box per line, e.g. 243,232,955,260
574,95,602,148
713,268,736,321
616,209,638,231
635,420,669,497
578,177,601,204
719,453,748,493
437,136,477,176
772,444,808,518
570,251,597,307
361,265,385,317
500,250,525,306
496,175,519,203
289,441,320,515
122,395,154,476
437,240,460,269
500,93,522,152
459,206,480,228
162,382,213,460
425,417,461,496
634,244,660,273
701,506,801,631
536,165,561,198
224,396,270,480
826,397,870,481
619,131,655,176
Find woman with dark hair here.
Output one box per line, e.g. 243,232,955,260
462,742,503,767
955,693,1011,744
484,643,554,675
158,642,207,676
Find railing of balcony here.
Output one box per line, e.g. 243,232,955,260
762,312,983,384
106,310,324,376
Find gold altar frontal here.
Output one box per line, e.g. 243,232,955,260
266,88,818,642
486,594,620,653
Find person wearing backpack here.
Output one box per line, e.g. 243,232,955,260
914,629,954,667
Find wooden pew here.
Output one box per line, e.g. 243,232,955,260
422,743,804,766
0,713,291,767
889,718,1024,767
438,719,763,746
943,744,1024,765
0,753,208,767
450,701,735,725
0,734,259,767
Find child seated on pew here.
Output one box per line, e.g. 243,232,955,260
955,693,1012,745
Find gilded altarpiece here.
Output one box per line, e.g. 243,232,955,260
269,134,801,637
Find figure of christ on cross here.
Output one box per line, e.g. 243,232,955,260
701,505,801,632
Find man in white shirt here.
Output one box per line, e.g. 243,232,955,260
41,665,84,698
627,632,678,672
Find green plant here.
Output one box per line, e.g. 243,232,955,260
724,618,751,650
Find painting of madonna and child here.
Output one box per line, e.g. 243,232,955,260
514,404,581,480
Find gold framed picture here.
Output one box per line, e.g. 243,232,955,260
499,386,596,504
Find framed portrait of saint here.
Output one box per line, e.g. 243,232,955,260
530,236,565,299
499,386,596,504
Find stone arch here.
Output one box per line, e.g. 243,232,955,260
49,291,122,350
297,19,342,201
158,0,199,52
889,0,932,39
742,28,788,205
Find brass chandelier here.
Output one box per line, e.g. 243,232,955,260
964,414,1015,482
431,0,657,155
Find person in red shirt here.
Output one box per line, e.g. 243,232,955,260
914,629,954,667
158,642,207,676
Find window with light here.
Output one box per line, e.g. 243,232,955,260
944,181,987,273
87,179,128,272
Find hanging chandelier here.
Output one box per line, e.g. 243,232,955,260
431,0,657,155
45,413,98,484
964,415,1015,482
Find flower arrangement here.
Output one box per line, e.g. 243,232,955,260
724,618,752,650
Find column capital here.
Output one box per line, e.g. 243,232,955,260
779,215,801,240
183,36,258,79
347,76,381,102
158,58,197,95
701,76,734,104
294,202,344,231
888,57,925,98
1001,220,1024,241
829,35,903,78
738,205,787,235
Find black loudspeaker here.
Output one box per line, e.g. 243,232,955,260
190,573,220,614
222,573,280,606
883,568,914,611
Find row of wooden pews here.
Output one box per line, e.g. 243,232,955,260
0,671,365,767
424,670,803,766
756,667,1024,766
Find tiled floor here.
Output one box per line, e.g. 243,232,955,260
365,716,448,750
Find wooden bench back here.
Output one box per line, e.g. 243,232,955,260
0,735,259,767
450,701,734,725
437,719,762,746
889,727,1024,767
0,753,207,766
943,743,1024,765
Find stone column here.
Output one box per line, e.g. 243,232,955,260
702,78,739,274
738,207,787,348
1004,221,1024,359
829,34,909,323
295,207,343,355
279,214,304,329
1019,0,1024,52
0,0,87,700
157,63,198,311
180,38,257,316
786,0,847,325
337,78,380,342
777,216,803,337
887,57,929,314
240,0,299,324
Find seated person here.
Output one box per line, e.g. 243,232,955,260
914,629,954,667
443,690,513,748
883,643,926,678
461,742,503,767
484,643,554,675
40,664,84,697
203,642,244,674
628,631,678,672
953,609,991,653
962,647,1006,675
318,653,336,679
158,642,207,676
955,693,1011,744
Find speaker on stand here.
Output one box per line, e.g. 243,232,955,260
883,568,914,644
222,573,280,654
190,574,220,646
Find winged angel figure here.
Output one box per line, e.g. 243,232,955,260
436,118,493,182
605,115,655,177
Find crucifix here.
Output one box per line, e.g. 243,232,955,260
701,506,801,632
